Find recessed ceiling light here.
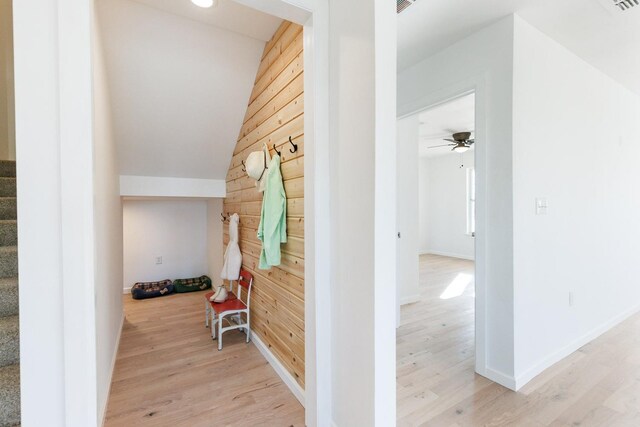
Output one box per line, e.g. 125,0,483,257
191,0,218,8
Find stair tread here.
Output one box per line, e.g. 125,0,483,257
0,315,19,338
0,278,18,318
0,315,19,367
0,364,20,426
0,315,18,325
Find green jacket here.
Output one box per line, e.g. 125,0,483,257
257,154,287,269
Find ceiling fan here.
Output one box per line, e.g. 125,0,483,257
429,131,475,153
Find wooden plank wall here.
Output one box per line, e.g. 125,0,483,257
223,21,305,388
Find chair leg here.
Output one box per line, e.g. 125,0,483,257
211,312,216,339
205,302,209,328
246,311,251,343
218,315,223,351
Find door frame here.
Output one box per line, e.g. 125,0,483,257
397,80,488,377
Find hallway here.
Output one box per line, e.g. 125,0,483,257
397,255,640,426
104,292,304,426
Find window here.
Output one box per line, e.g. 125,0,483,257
466,168,475,235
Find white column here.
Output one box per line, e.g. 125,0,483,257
328,0,397,425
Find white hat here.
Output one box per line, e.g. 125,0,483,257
245,144,271,192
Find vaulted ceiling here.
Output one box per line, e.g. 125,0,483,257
96,0,281,179
398,0,640,95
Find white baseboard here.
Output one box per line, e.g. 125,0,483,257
423,250,475,261
122,287,131,294
399,294,421,306
476,365,516,391
514,302,640,390
251,329,305,407
100,312,125,426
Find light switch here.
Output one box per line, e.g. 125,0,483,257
156,256,163,265
535,198,548,215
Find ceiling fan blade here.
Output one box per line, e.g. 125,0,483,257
467,139,475,144
428,144,454,148
443,139,457,143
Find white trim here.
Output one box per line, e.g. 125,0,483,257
480,366,516,390
232,0,311,24
119,175,226,198
59,0,99,423
251,330,305,407
122,287,131,295
514,302,640,390
399,81,490,388
303,10,332,427
99,313,125,426
422,250,475,261
399,294,420,306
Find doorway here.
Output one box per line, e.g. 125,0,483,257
396,92,477,424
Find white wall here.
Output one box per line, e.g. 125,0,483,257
512,16,640,388
123,200,209,289
396,116,420,308
0,0,15,160
17,0,112,423
96,0,264,180
92,4,124,423
329,0,397,425
398,16,516,388
206,199,223,287
420,152,475,260
14,1,68,423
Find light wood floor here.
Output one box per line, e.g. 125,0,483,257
104,292,304,426
397,254,640,427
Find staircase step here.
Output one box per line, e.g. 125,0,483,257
0,178,15,198
0,364,20,426
0,161,15,179
0,247,17,279
0,221,17,247
0,199,16,221
0,316,18,368
0,279,18,318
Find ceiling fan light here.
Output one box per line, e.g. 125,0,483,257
453,144,469,153
191,0,218,8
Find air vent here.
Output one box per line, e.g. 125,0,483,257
397,0,416,14
612,0,638,10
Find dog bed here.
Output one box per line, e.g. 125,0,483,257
131,280,174,300
173,275,212,293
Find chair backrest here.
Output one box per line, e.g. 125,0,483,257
237,270,253,306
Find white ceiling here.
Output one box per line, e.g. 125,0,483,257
97,0,271,179
398,0,640,95
131,0,282,41
418,93,474,158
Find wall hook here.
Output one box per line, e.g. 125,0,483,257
288,136,298,153
273,144,281,156
241,160,246,172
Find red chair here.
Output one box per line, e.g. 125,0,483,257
208,270,253,350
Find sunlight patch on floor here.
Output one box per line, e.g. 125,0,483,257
439,273,473,299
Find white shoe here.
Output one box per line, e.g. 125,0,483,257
209,286,228,303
